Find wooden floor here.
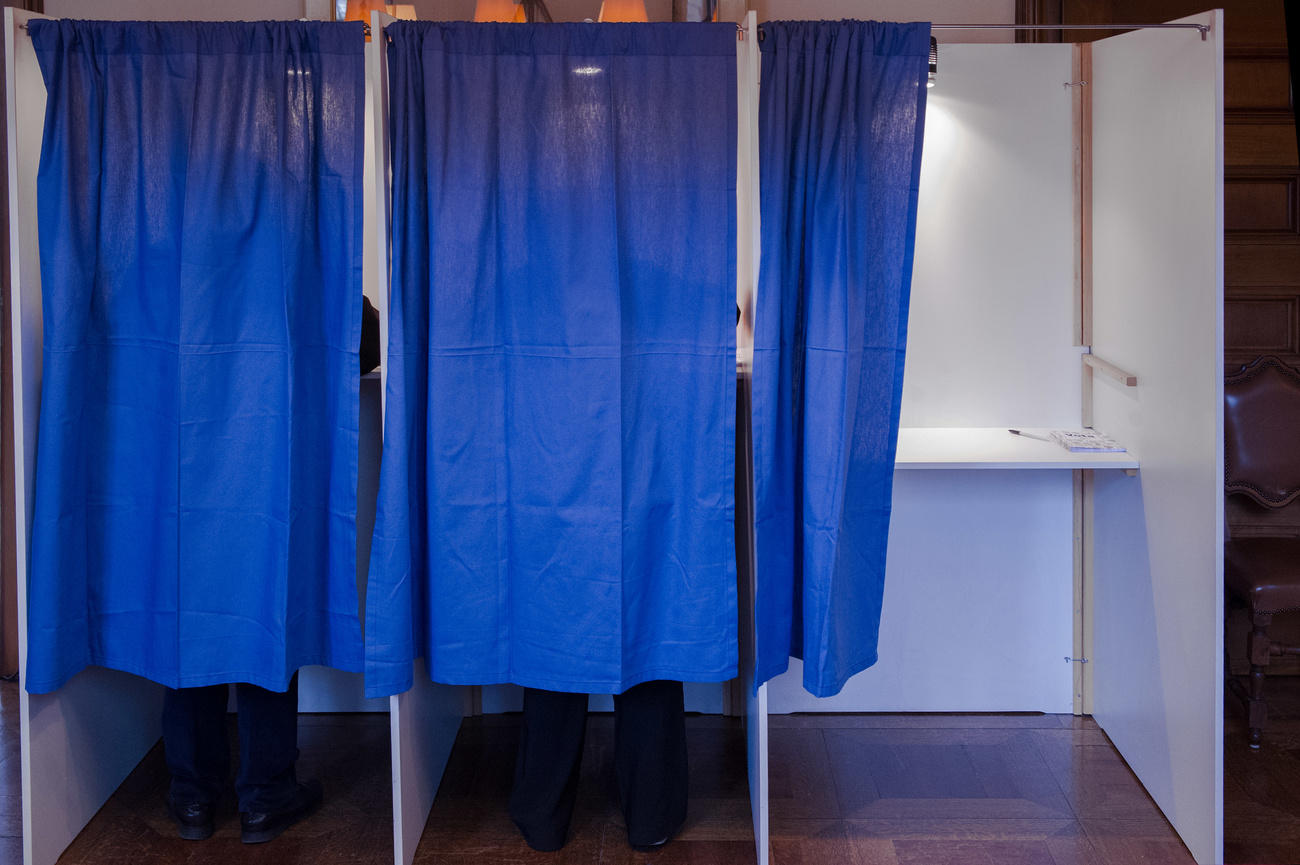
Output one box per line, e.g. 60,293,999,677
0,678,18,864
0,676,1296,863
1224,674,1300,865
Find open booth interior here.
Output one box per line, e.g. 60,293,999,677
4,7,1222,865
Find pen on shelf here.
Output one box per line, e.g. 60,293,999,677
1008,429,1052,442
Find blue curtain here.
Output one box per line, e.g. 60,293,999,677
365,22,737,698
752,20,929,697
25,21,366,693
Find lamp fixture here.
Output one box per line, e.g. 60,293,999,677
474,0,526,22
598,0,649,22
928,35,937,88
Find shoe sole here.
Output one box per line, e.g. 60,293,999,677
240,797,322,844
176,823,214,842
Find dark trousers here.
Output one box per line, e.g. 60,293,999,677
509,680,688,851
161,675,300,814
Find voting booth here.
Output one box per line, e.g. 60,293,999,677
4,6,1222,865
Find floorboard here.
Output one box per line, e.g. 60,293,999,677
0,677,1293,862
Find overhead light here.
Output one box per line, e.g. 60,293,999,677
474,0,526,22
928,35,937,88
598,0,648,22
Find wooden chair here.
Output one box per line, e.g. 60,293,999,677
1224,355,1300,748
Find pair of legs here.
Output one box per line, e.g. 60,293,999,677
162,674,318,842
509,680,688,851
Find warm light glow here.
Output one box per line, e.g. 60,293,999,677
597,0,648,22
344,0,386,23
474,0,526,22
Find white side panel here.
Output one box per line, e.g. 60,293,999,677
902,44,1082,429
737,375,768,865
737,18,767,865
1089,12,1223,865
745,682,769,865
389,664,464,865
22,671,163,865
6,11,167,865
767,470,1075,714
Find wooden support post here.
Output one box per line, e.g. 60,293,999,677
1073,43,1092,348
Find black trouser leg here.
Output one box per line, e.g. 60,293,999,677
162,684,232,808
234,674,301,814
509,688,588,852
614,680,688,847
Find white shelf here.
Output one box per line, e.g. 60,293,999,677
895,427,1139,470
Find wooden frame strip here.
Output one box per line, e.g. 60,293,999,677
1083,352,1138,387
1073,42,1093,348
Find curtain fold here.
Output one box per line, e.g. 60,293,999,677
365,21,738,698
752,19,929,697
25,20,366,693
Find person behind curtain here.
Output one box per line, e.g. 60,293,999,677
509,307,746,850
162,677,321,843
26,18,368,845
510,682,687,851
162,310,381,843
366,19,740,852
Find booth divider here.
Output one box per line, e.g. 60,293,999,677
3,9,1223,865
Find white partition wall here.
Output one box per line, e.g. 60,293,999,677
1089,12,1224,865
901,44,1081,430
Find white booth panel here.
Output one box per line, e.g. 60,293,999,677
1090,12,1223,865
767,469,1075,714
903,44,1082,430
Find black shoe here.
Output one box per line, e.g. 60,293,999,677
239,780,323,844
169,800,215,841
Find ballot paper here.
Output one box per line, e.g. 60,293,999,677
1050,430,1127,453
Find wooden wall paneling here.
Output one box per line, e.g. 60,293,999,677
1225,51,1295,114
1016,0,1062,41
1224,170,1299,235
1223,293,1299,358
1226,242,1300,284
1225,119,1300,166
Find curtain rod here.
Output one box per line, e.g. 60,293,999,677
929,23,1209,40
17,21,1209,41
16,22,378,36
